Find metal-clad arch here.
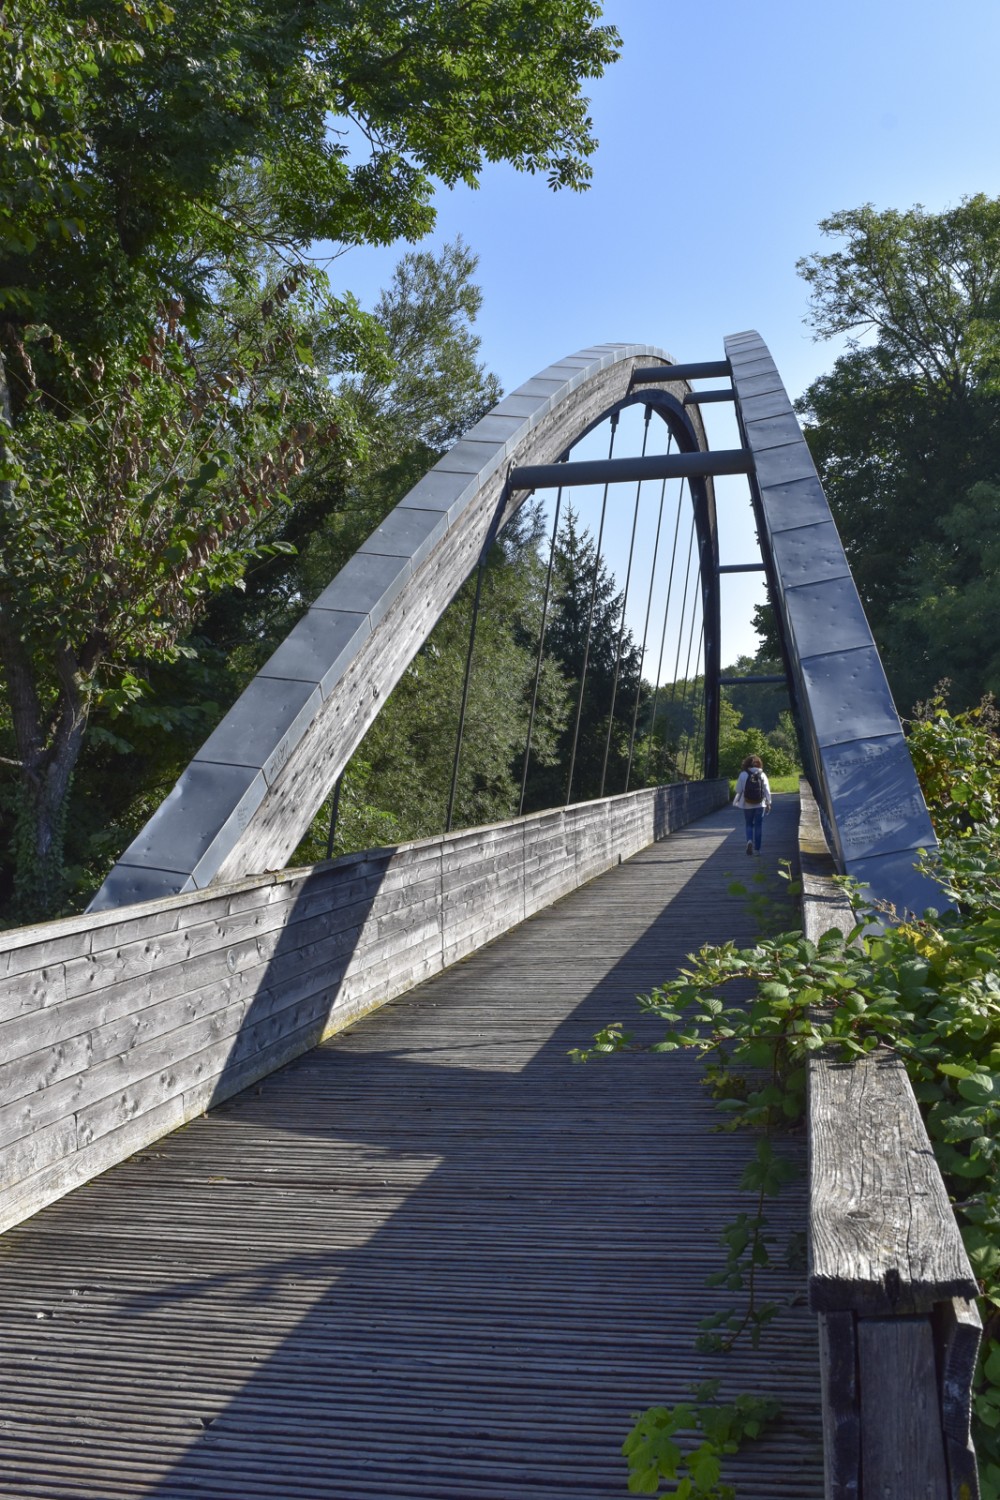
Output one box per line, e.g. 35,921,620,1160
92,345,712,911
725,330,943,915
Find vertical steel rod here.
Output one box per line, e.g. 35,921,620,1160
599,407,651,798
662,511,697,778
678,611,703,778
519,481,565,816
325,772,344,860
691,625,707,776
677,532,701,776
644,475,686,782
565,413,618,806
625,456,670,793
446,556,488,833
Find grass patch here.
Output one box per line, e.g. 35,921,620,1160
727,773,801,797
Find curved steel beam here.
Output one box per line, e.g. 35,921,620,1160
92,345,713,911
726,330,942,915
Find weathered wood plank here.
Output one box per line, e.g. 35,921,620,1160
936,1297,983,1499
857,1318,950,1497
817,1311,860,1500
801,781,978,1318
0,780,728,1222
0,794,821,1499
809,1049,978,1315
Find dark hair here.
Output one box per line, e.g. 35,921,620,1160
741,754,763,770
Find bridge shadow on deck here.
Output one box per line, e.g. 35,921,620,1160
0,799,822,1499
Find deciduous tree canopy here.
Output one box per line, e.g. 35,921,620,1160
797,196,1000,713
0,0,620,917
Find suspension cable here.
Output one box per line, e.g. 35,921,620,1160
691,624,707,777
325,771,344,860
678,608,704,778
446,553,488,833
565,412,619,806
661,507,697,780
670,511,697,705
644,474,686,783
599,406,652,797
624,441,672,792
677,530,702,777
518,478,565,816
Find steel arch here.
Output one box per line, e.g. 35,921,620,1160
724,331,942,915
91,330,944,921
91,345,715,911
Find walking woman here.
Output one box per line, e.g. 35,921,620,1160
733,754,772,855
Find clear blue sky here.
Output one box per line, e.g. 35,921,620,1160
323,0,1000,668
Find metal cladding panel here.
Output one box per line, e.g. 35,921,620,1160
506,377,570,406
312,549,413,627
358,506,449,571
739,388,795,422
115,763,267,882
784,576,875,660
258,609,371,698
193,677,321,787
756,475,832,533
463,412,530,452
87,865,197,911
770,523,851,590
729,357,774,380
800,647,904,746
395,467,481,525
817,736,936,861
727,335,767,357
847,848,948,919
88,343,682,909
434,436,511,489
742,411,806,452
734,369,788,398
490,392,553,423
727,330,942,914
753,440,819,488
532,361,592,392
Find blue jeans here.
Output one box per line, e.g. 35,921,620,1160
744,805,764,851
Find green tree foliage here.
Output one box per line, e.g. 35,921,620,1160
0,0,621,917
525,506,646,807
295,506,570,859
0,267,358,915
26,242,507,911
647,676,704,781
197,239,502,673
2,0,620,351
797,196,1000,712
717,657,799,779
720,655,790,737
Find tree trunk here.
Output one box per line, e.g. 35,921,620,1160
0,610,95,920
0,348,97,919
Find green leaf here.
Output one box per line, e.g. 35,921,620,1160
957,1073,1000,1105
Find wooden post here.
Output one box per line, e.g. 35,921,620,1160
800,781,982,1500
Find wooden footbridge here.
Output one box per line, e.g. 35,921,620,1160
0,337,981,1497
0,799,822,1499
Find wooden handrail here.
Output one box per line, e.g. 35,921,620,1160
800,781,981,1499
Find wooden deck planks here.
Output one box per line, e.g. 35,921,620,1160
0,797,822,1498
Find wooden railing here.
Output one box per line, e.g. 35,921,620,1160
0,779,727,1236
800,782,981,1499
